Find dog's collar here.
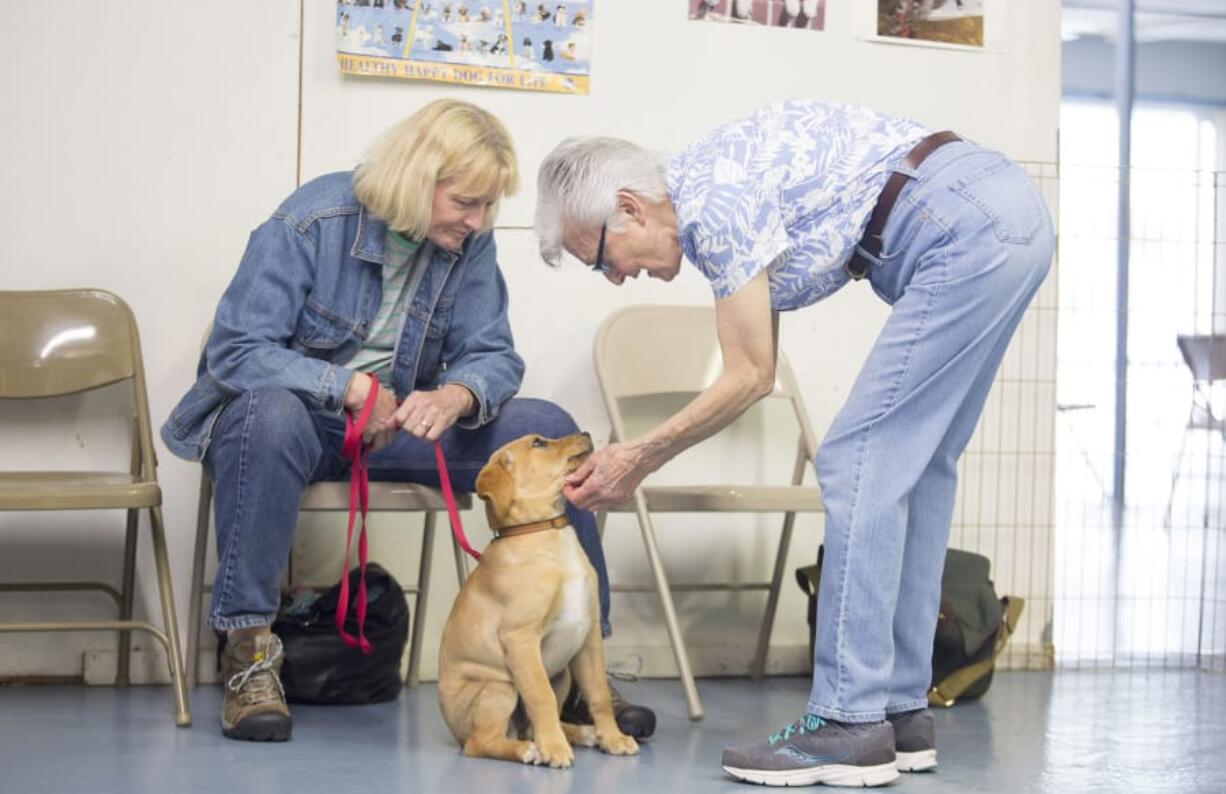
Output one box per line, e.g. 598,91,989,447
494,514,569,540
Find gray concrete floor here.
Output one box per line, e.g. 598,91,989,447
1,671,1223,793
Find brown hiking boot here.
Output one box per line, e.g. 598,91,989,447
220,626,292,741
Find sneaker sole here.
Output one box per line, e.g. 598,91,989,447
722,761,899,787
897,749,937,772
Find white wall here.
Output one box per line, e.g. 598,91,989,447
0,1,1060,684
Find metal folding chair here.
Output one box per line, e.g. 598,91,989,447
187,477,472,687
0,289,190,726
593,304,824,720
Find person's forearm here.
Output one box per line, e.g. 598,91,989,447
629,367,774,473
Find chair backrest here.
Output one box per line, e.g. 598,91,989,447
0,288,156,480
0,289,141,399
1177,334,1226,384
594,304,819,461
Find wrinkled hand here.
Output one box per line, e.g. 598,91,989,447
562,442,649,511
343,372,399,452
391,384,474,443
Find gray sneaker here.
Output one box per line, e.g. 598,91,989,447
721,715,899,787
887,709,937,771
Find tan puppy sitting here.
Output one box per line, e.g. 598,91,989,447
438,432,639,768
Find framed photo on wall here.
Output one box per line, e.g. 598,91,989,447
858,0,1003,51
689,0,826,32
336,1,593,94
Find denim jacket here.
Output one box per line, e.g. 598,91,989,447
160,171,525,462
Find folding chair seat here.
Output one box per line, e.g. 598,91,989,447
0,289,190,726
594,304,825,720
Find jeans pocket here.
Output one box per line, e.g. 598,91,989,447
949,157,1045,245
874,204,928,262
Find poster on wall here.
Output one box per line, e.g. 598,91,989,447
689,0,825,31
872,0,986,48
336,1,593,95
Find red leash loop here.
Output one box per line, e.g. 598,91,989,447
337,375,379,655
435,441,481,562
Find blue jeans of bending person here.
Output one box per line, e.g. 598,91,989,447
806,142,1054,722
203,395,612,637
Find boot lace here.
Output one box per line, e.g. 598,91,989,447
227,634,286,706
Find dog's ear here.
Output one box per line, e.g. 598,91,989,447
475,450,514,512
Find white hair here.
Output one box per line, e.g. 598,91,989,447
534,137,669,267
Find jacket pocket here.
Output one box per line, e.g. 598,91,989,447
293,298,359,356
949,157,1045,245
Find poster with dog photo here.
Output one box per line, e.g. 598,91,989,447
873,0,987,48
336,1,593,95
689,0,825,31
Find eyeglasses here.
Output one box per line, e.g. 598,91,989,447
590,222,611,274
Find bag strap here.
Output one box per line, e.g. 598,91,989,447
928,595,1024,707
336,375,380,656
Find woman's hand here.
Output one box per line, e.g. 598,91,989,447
562,442,650,511
343,372,400,452
391,383,475,443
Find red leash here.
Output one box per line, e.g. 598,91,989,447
336,375,379,655
336,378,482,653
434,441,482,562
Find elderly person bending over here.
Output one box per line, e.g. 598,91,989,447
535,100,1052,787
162,99,654,743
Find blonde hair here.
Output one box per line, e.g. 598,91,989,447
354,100,519,238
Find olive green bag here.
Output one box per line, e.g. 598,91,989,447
796,547,1023,708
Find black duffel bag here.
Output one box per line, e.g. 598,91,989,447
271,562,409,705
796,546,1023,708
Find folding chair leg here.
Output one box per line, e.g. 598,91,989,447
633,493,703,720
752,513,796,679
149,505,191,727
452,534,469,587
1163,405,1195,530
407,512,437,688
753,444,808,678
116,506,139,687
186,475,213,688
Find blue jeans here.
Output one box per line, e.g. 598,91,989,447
806,142,1054,722
203,394,611,637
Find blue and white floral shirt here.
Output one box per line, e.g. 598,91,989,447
667,101,929,310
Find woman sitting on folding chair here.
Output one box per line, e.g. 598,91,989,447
162,99,654,743
534,100,1054,787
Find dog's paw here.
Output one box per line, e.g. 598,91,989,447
536,735,575,769
567,724,598,748
598,731,639,756
517,742,542,765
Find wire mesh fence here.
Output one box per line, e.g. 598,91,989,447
1053,159,1225,673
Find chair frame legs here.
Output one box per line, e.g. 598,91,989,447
149,505,192,725
405,513,436,688
602,439,810,721
188,474,464,690
751,444,808,679
0,503,192,727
